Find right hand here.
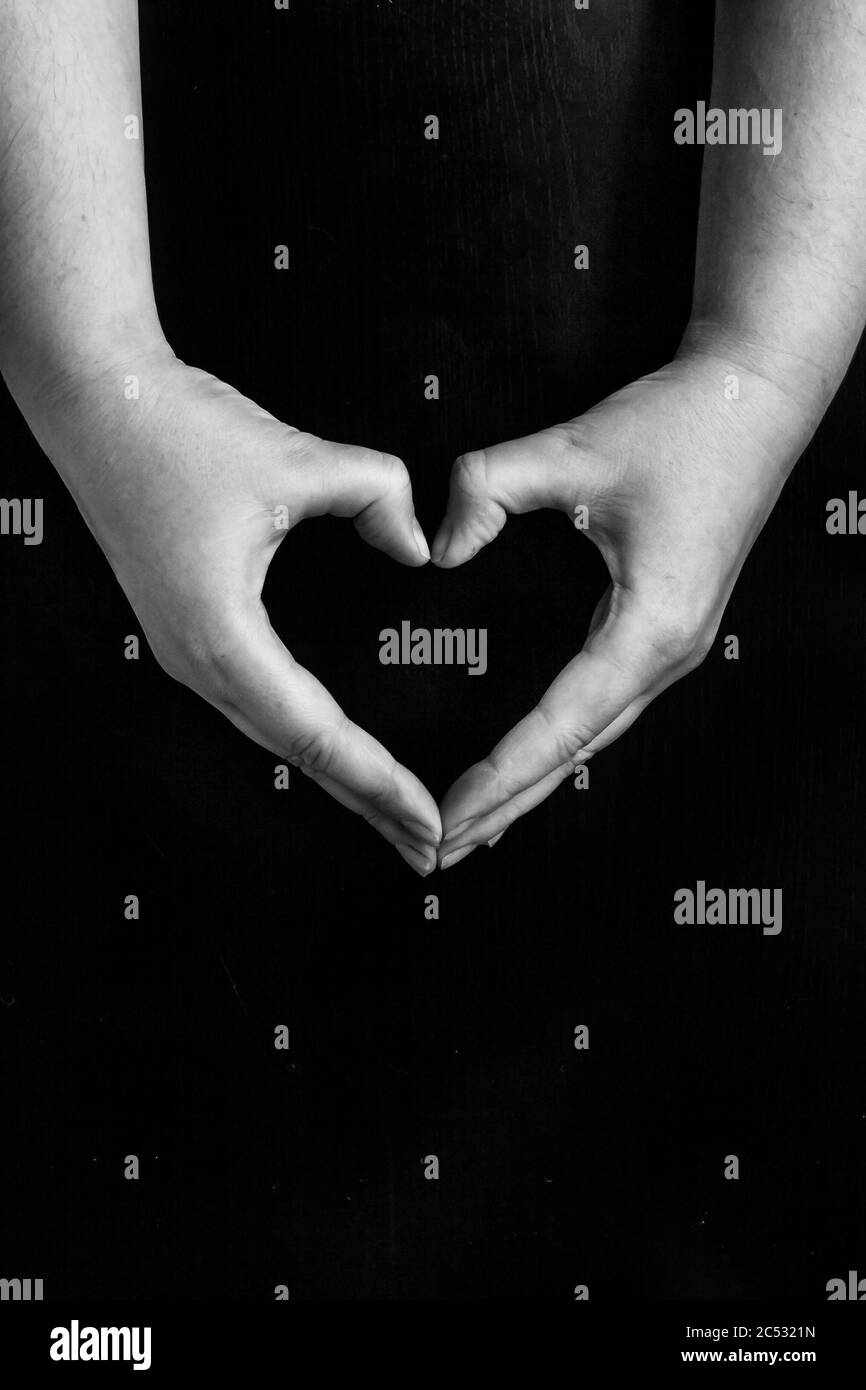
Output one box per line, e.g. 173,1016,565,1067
17,344,441,873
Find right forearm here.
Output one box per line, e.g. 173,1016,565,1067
682,0,866,427
0,0,166,402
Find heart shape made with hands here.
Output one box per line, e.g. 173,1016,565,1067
256,419,608,882
132,360,768,880
240,415,599,882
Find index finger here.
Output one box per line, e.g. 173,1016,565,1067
438,595,667,847
195,604,442,858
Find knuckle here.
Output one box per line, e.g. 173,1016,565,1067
645,612,711,672
547,420,622,503
277,429,328,490
285,725,339,778
649,626,695,668
535,701,591,761
546,421,593,470
377,449,409,481
450,448,489,501
474,753,522,804
375,451,412,499
364,762,400,815
339,446,411,501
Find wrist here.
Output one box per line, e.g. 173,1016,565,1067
2,320,175,421
676,317,832,443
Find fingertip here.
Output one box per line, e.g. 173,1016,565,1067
433,551,462,569
430,520,452,566
396,843,436,877
432,527,482,569
439,843,477,872
412,518,431,563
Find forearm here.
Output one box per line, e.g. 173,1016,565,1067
681,0,866,423
0,0,166,404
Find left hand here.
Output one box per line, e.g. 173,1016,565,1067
431,348,815,869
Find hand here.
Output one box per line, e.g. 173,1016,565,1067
431,348,815,869
23,344,442,873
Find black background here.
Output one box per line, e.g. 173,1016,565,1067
1,0,865,1301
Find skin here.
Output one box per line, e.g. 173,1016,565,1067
0,0,441,874
433,0,866,869
1,2,865,878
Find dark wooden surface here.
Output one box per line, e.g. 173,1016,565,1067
1,0,865,1299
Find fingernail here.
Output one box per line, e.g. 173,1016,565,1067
487,831,505,847
412,519,430,561
431,521,452,565
396,843,434,876
442,816,476,843
440,844,477,871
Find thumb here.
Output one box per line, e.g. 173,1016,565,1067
431,426,594,568
283,433,430,567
